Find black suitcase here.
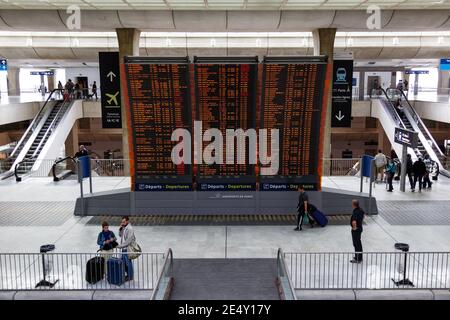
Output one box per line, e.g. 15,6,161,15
86,256,105,284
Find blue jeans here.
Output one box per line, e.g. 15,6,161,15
121,249,134,279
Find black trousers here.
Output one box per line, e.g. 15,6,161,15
413,175,423,190
387,173,394,191
423,174,432,188
407,172,414,190
351,230,363,261
296,209,313,228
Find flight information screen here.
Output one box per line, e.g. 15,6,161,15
194,59,257,191
124,57,192,191
260,60,327,191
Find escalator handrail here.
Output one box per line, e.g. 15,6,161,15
31,97,71,159
14,157,34,181
52,156,76,181
378,88,408,129
391,88,447,159
10,89,64,159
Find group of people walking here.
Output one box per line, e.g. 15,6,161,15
57,79,97,100
374,150,437,192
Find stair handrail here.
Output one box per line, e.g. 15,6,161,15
10,89,63,159
52,156,76,181
151,248,174,300
31,97,71,159
277,248,296,300
390,88,447,160
14,157,34,182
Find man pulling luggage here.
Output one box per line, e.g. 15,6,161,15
294,185,314,231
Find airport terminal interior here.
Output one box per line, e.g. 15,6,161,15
1,0,450,302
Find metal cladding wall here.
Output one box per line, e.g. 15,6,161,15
74,188,377,216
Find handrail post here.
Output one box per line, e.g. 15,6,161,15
78,159,84,216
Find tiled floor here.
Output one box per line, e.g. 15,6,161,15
0,176,449,258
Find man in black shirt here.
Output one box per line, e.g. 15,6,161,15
350,199,365,263
294,185,314,231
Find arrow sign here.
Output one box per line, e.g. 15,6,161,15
107,71,116,82
335,110,345,121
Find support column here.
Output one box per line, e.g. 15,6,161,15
65,120,79,171
7,67,20,96
359,71,365,100
437,70,450,95
116,28,141,176
47,70,56,91
313,28,336,176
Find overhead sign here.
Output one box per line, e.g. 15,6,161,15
30,71,54,76
0,59,6,71
439,59,450,71
394,127,419,148
99,52,121,128
331,60,353,127
405,70,429,75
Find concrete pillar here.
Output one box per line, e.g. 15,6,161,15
7,67,20,96
116,28,141,176
359,71,365,100
313,28,336,175
47,70,56,92
437,70,450,95
65,120,79,171
390,71,396,89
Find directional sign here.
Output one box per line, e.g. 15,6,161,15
99,52,121,128
394,127,418,148
439,59,450,71
331,59,353,127
30,71,54,76
405,70,429,75
0,59,6,71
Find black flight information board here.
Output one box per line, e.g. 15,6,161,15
124,57,192,191
260,57,328,191
194,57,258,191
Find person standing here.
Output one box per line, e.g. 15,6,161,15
92,81,98,101
97,221,117,273
57,81,63,98
422,154,433,189
374,150,387,183
412,157,426,192
406,154,414,191
385,158,397,192
350,200,365,264
117,216,135,281
294,185,314,231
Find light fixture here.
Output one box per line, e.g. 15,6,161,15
256,38,261,48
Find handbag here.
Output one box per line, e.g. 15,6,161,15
303,213,309,225
127,240,142,260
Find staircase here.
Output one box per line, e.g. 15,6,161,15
169,258,279,300
395,108,424,159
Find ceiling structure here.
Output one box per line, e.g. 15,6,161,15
0,31,448,68
0,0,449,10
0,9,449,31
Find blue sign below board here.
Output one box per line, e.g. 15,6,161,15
440,58,450,71
405,70,429,74
352,78,357,86
0,59,6,71
30,71,54,76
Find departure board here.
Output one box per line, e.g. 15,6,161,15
260,58,328,191
124,57,192,191
194,58,257,191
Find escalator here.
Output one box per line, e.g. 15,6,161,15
0,89,77,181
381,88,450,178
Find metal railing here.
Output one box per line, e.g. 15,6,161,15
151,248,174,300
323,158,360,176
0,252,165,291
91,159,129,177
284,251,450,290
277,248,296,300
52,156,76,181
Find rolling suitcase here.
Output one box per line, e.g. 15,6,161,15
107,257,125,286
85,256,105,284
311,209,328,227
